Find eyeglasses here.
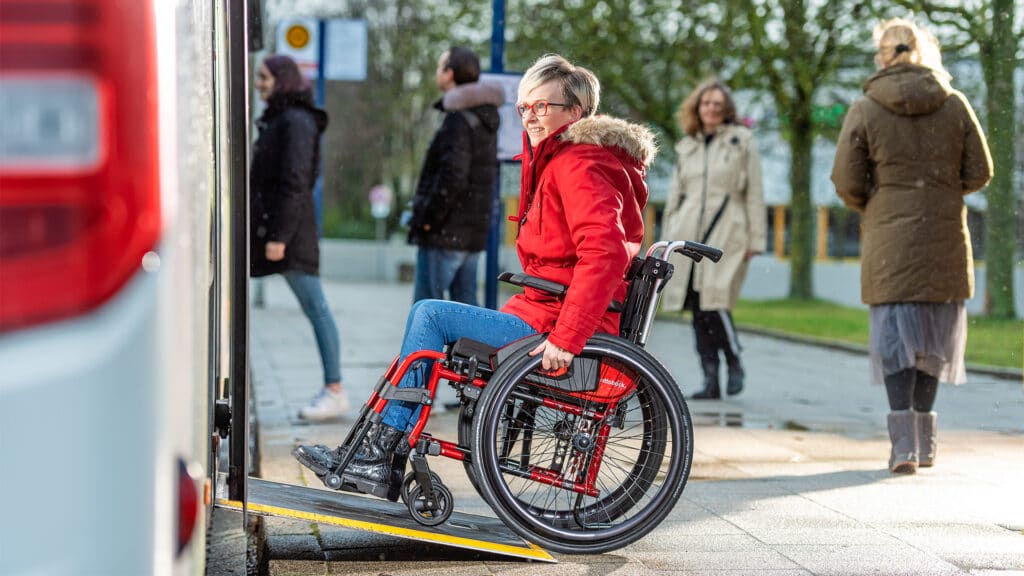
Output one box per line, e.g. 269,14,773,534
516,100,570,117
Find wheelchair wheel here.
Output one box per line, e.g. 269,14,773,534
406,481,454,527
399,471,442,505
470,334,693,554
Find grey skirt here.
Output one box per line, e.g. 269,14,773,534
869,302,967,385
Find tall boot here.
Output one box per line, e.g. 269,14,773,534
293,424,406,498
916,411,937,467
691,356,721,399
293,423,380,475
724,351,744,396
887,410,918,474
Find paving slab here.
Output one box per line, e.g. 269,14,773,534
243,277,1024,576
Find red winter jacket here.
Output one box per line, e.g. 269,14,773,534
501,116,657,354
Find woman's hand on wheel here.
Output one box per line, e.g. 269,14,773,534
529,339,574,372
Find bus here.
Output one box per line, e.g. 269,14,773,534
0,0,254,573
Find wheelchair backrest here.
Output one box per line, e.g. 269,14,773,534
618,240,723,347
618,256,674,346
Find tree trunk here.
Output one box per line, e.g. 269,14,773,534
788,105,815,299
980,0,1018,318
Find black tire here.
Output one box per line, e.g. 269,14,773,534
406,482,454,527
470,334,693,554
457,403,487,500
399,471,442,505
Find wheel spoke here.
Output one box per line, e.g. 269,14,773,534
472,336,693,553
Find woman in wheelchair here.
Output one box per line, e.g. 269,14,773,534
293,53,657,498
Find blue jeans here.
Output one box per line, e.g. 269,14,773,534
413,247,480,306
382,299,536,430
282,271,342,384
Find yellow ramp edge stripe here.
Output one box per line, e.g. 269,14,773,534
217,498,555,562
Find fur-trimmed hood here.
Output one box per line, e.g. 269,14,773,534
561,115,658,167
433,80,504,134
440,80,505,111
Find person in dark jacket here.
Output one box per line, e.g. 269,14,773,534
832,19,992,474
294,54,657,499
407,46,504,305
251,55,350,421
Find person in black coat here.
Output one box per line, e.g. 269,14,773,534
407,46,504,305
251,55,349,421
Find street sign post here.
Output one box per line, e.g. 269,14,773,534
369,185,393,280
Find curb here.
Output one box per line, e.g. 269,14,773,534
658,313,1023,382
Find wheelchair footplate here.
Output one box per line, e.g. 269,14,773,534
215,472,556,562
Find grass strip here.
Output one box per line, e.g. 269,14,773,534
728,298,1022,370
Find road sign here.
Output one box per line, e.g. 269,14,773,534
369,185,392,219
323,19,368,81
481,73,522,161
276,18,319,80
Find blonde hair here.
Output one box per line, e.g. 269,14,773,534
518,54,600,118
873,17,946,74
677,78,737,137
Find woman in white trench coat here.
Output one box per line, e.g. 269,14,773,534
661,79,766,399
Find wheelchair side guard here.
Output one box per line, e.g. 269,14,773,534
489,333,601,393
491,333,545,365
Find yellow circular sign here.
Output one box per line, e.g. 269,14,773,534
286,25,310,49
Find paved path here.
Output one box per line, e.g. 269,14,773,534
247,277,1024,576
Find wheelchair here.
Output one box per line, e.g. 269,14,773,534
314,240,722,554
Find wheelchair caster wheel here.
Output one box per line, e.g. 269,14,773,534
399,471,442,505
323,473,343,490
406,482,453,526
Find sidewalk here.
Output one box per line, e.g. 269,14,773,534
248,277,1024,576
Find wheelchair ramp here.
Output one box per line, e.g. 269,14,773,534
215,475,555,563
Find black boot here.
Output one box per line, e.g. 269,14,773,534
293,424,406,498
725,354,744,396
292,424,379,476
691,356,721,399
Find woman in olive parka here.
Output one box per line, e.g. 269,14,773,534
832,18,992,474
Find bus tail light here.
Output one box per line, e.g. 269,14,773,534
0,0,160,331
177,459,200,556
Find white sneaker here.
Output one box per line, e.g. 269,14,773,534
298,388,351,421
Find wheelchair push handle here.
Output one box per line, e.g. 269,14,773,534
647,240,723,263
